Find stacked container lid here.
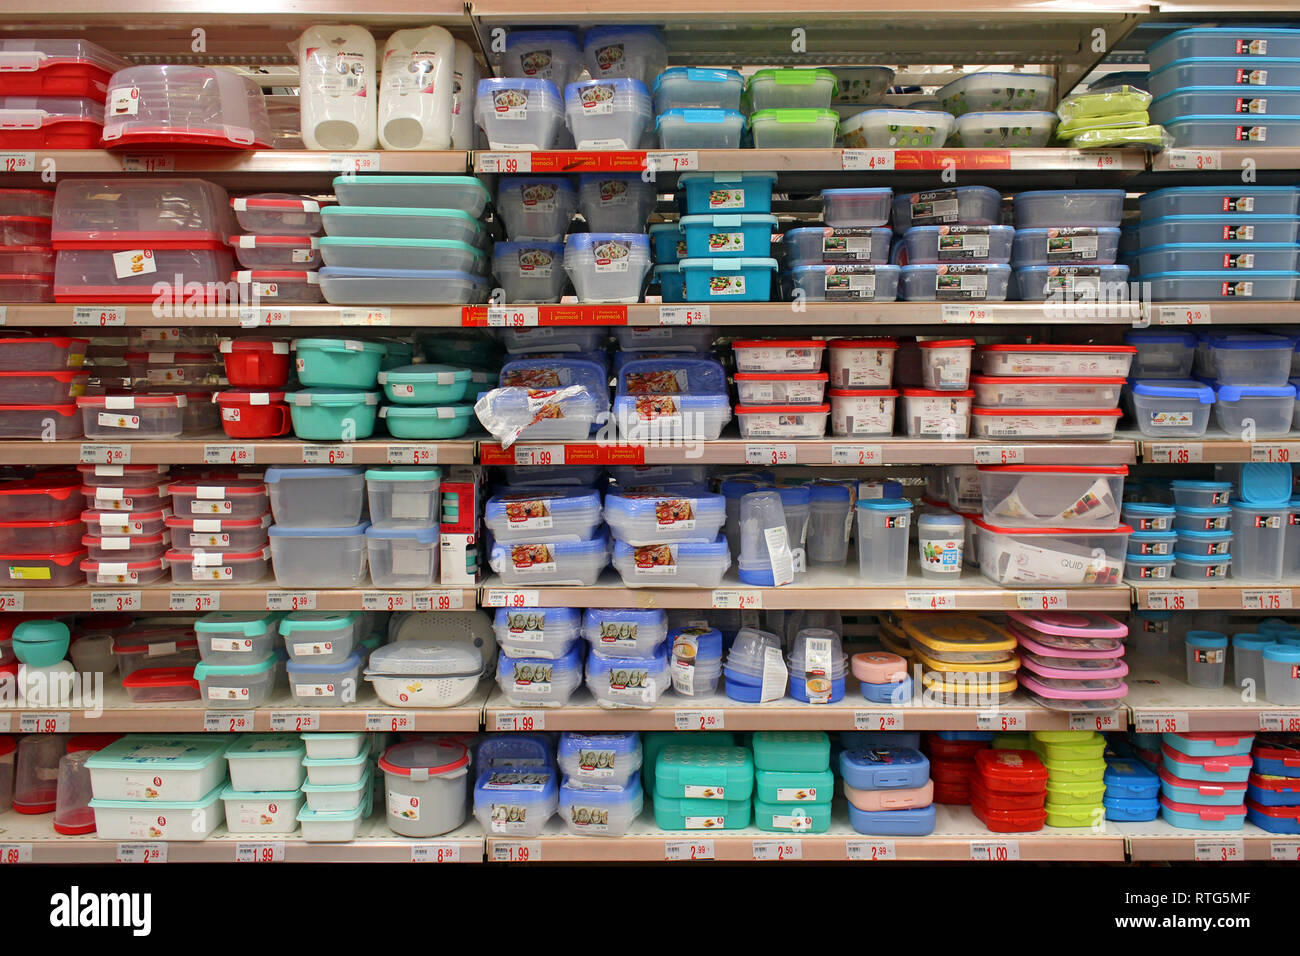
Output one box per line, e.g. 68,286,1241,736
231,193,326,306
265,465,369,589
668,169,777,304
0,334,88,441
1158,731,1254,831
486,486,608,589
297,730,373,841
164,477,272,589
900,614,1021,707
78,463,172,589
1010,189,1130,303
1103,755,1160,821
922,731,991,806
1008,611,1129,712
732,339,829,439
781,186,897,305
0,188,56,302
896,185,1009,301
971,747,1049,832
653,744,753,830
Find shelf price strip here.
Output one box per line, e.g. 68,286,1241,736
495,711,544,731
1194,838,1243,863
1270,841,1300,862
1071,711,1122,732
269,710,319,732
266,591,316,611
367,711,415,732
0,593,22,612
1242,589,1292,610
116,843,167,864
204,712,252,732
236,842,285,863
906,591,957,611
976,710,1027,732
664,839,714,861
745,444,796,466
831,444,883,466
752,839,801,861
20,713,70,733
855,711,905,731
492,841,539,862
79,443,131,465
847,839,896,861
1135,710,1189,734
1145,590,1197,611
0,844,32,864
1251,444,1292,464
1259,712,1300,733
90,590,140,612
204,444,255,465
970,840,1019,862
412,844,460,863
674,710,725,731
1016,590,1067,611
1146,444,1202,464
170,591,220,612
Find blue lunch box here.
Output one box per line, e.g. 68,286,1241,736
1162,742,1252,783
1104,758,1159,799
677,171,777,215
842,731,922,751
680,214,777,259
679,257,776,301
1247,774,1300,807
848,802,937,836
860,674,913,705
839,747,930,790
1246,801,1300,833
1128,530,1178,556
1163,731,1254,758
1103,795,1159,821
1159,794,1246,831
1159,767,1247,806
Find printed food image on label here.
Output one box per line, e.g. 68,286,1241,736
593,239,631,272
579,83,616,114
600,622,639,646
510,543,556,571
633,544,677,573
624,369,688,394
655,498,694,527
516,247,555,278
502,367,563,388
709,188,744,209
504,497,553,529
708,275,746,296
520,181,557,211
594,43,626,74
512,661,553,689
492,88,530,119
634,396,682,422
570,805,609,830
577,749,617,773
519,48,553,77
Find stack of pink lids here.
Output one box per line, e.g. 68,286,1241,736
1007,610,1129,712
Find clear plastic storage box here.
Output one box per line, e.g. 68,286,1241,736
267,522,368,588
840,109,953,147
892,187,1002,230
488,533,610,586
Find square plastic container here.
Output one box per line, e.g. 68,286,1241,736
611,537,731,588
735,403,829,438
287,652,363,705
223,734,306,792
971,407,1121,441
474,78,563,149
677,172,777,216
488,533,610,586
976,344,1136,378
194,657,279,709
165,547,270,585
364,526,439,587
747,69,837,110
1013,190,1125,229
787,264,900,302
264,466,366,528
903,225,1014,264
1125,330,1197,379
279,611,360,665
492,242,567,303
830,388,896,436
195,611,279,664
782,226,892,266
653,68,746,113
1229,500,1286,580
87,735,229,802
733,339,825,373
973,519,1129,586
680,257,775,301
474,768,559,837
840,108,954,147
496,645,584,707
821,189,893,228
750,109,839,148
1210,333,1293,386
680,214,776,259
166,481,268,521
952,111,1056,147
564,78,652,149
978,464,1126,529
365,467,440,530
901,389,973,438
563,233,651,304
582,608,668,660
892,187,1002,230
76,395,186,439
494,607,579,660
900,263,1010,301
1129,380,1215,437
232,194,323,235
1215,384,1296,437
656,109,747,149
267,522,368,588
220,786,303,835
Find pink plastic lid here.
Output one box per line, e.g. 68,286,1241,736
1158,794,1246,821
851,651,908,684
1007,610,1128,640
1017,671,1128,700
1018,651,1128,681
1157,766,1246,797
1011,625,1124,660
1166,731,1255,748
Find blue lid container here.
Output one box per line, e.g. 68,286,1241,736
841,731,922,751
616,356,727,395
1130,379,1215,402
557,731,640,764
263,465,365,484
477,76,562,99
563,77,649,107
857,479,904,500
1125,329,1198,347
585,642,670,679
495,641,585,680
721,477,771,500
935,731,994,741
679,213,778,259
1128,530,1178,556
848,802,937,836
473,766,559,812
477,733,555,771
493,606,581,633
1170,479,1233,504
1104,795,1160,821
839,747,930,790
565,232,650,255
1186,630,1228,649
1104,758,1160,798
605,489,725,524
484,488,604,523
1253,738,1300,777
670,625,723,661
648,223,685,263
1237,462,1292,506
722,666,766,702
1217,382,1297,402
1234,633,1275,651
777,485,812,508
1122,502,1176,531
860,674,913,704
1174,528,1233,556
582,608,667,631
810,483,852,505
269,521,369,538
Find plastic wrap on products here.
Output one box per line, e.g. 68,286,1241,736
937,72,1055,115
499,356,609,425
474,767,559,837
973,519,1130,587
297,25,378,151
496,644,584,707
484,488,603,543
474,385,601,448
951,111,1057,148
102,65,271,149
504,30,583,88
612,537,732,588
586,644,671,709
488,533,611,586
475,78,564,150
841,109,954,147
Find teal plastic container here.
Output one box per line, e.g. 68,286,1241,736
377,340,414,372
643,731,735,792
653,794,752,830
293,338,387,389
377,364,473,405
12,619,70,666
680,257,776,301
289,389,380,440
379,403,475,439
752,731,831,772
317,236,486,274
654,745,754,801
754,768,834,804
753,798,833,833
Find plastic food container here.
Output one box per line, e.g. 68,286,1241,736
901,389,973,438
1215,384,1296,437
747,68,837,110
783,226,891,266
231,234,319,271
937,72,1055,115
485,489,603,543
319,237,484,278
605,491,726,546
564,78,651,149
612,537,731,588
1210,333,1294,386
379,739,470,838
365,640,484,708
295,787,374,842
582,608,667,660
679,257,776,302
81,483,170,515
1128,380,1215,437
81,531,168,562
1174,529,1232,556
680,214,776,260
978,464,1126,530
320,205,484,246
219,338,291,389
264,466,365,529
1013,226,1121,267
488,533,610,586
653,68,745,113
267,522,368,588
279,611,360,665
363,526,438,588
586,645,671,708
195,611,279,665
1014,264,1130,302
474,78,564,149
1264,644,1300,705
232,194,322,235
318,266,488,306
1143,271,1300,301
76,395,186,440
750,108,838,148
788,264,900,302
102,64,270,148
677,172,777,217
733,339,824,373
892,187,1002,230
841,108,953,147
976,344,1136,378
494,607,579,660
166,481,268,521
971,407,1121,441
903,225,1013,265
0,337,85,373
85,735,228,803
474,768,559,837
288,389,379,441
559,776,643,837
829,388,896,437
1013,190,1125,229
735,403,829,439
1185,631,1229,687
492,242,566,303
193,656,279,709
582,25,666,87
1125,330,1197,380
952,111,1056,147
973,375,1125,410
494,178,577,245
496,644,583,707
900,263,1010,301
973,519,1128,586
222,734,306,793
563,232,650,304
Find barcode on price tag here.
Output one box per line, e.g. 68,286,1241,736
1016,591,1067,611
1251,444,1293,463
265,591,316,611
711,589,762,610
1135,710,1189,733
1154,304,1212,325
675,710,725,731
752,840,802,861
1242,589,1292,610
494,711,544,732
116,843,167,864
478,152,532,174
514,445,564,466
970,840,1019,862
236,842,285,863
1147,444,1203,464
842,149,894,171
0,592,25,612
340,308,390,326
941,303,991,324
19,713,70,733
831,444,883,466
80,443,131,465
1167,148,1222,170
658,305,710,325
367,711,416,732
492,841,540,862
73,305,125,326
854,711,905,731
204,444,255,465
170,591,219,612
0,844,32,864
745,444,796,466
121,153,174,173
1270,840,1300,861
974,446,1025,465
487,306,539,327
412,844,460,863
387,444,439,465
1259,712,1300,733
847,839,896,861
363,592,413,612
90,591,140,612
268,711,319,732
204,712,252,732
647,151,698,172
414,590,463,611
664,840,713,861
976,710,1027,732
1145,589,1197,611
483,589,540,608
905,591,957,611
329,152,381,173
1071,711,1122,732
301,444,352,465
1195,838,1243,862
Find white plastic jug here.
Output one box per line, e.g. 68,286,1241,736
297,24,378,150
451,39,479,150
379,25,454,150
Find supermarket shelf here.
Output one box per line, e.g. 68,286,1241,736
0,437,476,466
480,436,1138,467
1137,301,1300,327
1124,660,1300,733
485,806,1127,863
0,683,489,733
0,304,466,328
0,812,484,864
1122,819,1299,863
483,686,1124,732
1150,147,1300,175
1137,431,1300,465
1133,578,1300,613
481,568,1133,611
0,585,477,614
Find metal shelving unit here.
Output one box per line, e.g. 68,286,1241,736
0,586,476,613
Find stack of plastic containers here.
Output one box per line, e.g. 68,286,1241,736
843,744,936,835
1206,333,1296,440
786,627,847,704
782,187,897,305
86,735,230,841
163,478,272,587
581,614,676,709
611,356,731,446
841,105,954,149
286,337,385,442
745,68,839,149
933,72,1058,147
1248,735,1300,835
77,466,172,588
900,615,1020,708
971,748,1048,832
1031,730,1106,827
0,336,87,442
494,608,584,710
556,732,644,836
564,78,651,150
653,744,753,831
492,176,574,302
265,466,369,588
733,339,830,440
318,175,490,305
295,731,371,840
721,626,787,703
232,193,326,306
896,185,1007,301
219,734,306,837
0,37,125,154
1007,610,1129,713
1010,189,1129,302
1135,186,1300,300
486,485,607,588
751,732,832,833
1124,331,1217,441
1158,731,1253,831
0,187,56,302
607,478,729,589
1103,756,1160,821
672,170,777,304
652,45,744,149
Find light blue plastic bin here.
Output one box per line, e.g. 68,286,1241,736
1126,554,1175,581
1140,243,1300,276
1143,270,1300,301
649,222,684,263
1148,28,1300,72
1139,186,1300,220
1012,227,1120,266
679,257,776,301
1153,89,1300,127
293,338,387,389
654,264,685,302
1159,796,1247,830
1147,58,1300,100
1167,115,1300,147
677,171,777,215
1012,264,1130,302
788,264,900,301
680,214,777,258
653,68,746,113
1139,215,1300,246
1159,774,1246,807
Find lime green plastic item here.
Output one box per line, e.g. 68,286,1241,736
752,731,830,772
377,364,472,405
751,108,839,125
12,619,70,666
643,731,734,791
653,794,751,830
1045,803,1104,828
749,68,838,91
1056,86,1152,122
1041,754,1106,783
194,610,279,639
1045,779,1107,807
995,732,1033,750
1058,110,1150,137
1031,730,1105,762
379,403,474,439
755,768,835,804
293,338,388,389
654,745,754,801
1068,125,1169,150
289,389,380,440
754,798,833,833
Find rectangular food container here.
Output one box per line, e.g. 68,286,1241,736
86,735,230,802
223,733,306,792
611,537,731,588
488,533,610,586
1210,332,1293,386
978,464,1126,529
165,514,272,554
732,339,825,373
1012,227,1121,266
901,389,973,438
900,263,1011,301
485,489,603,543
76,395,186,440
782,226,892,266
166,481,269,520
1143,271,1300,301
892,187,1002,231
829,388,896,437
1126,330,1197,379
267,523,368,588
840,108,954,147
604,491,726,546
194,657,280,709
735,372,828,406
750,108,839,148
679,257,776,301
1214,384,1295,437
655,108,747,149
735,403,829,438
220,786,304,835
1012,190,1125,229
973,519,1130,586
680,214,776,259
787,264,900,302
1128,380,1215,437
195,610,280,664
166,547,271,585
1013,265,1130,302
287,652,363,705
903,225,1014,264
264,466,366,529
1140,215,1300,247
653,69,746,114
90,786,224,841
81,556,168,587
677,171,777,216
364,526,439,588
976,344,1136,378
971,407,1121,441
971,375,1124,408
0,404,80,439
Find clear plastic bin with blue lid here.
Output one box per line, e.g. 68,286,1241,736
1144,270,1300,301
653,67,745,113
655,108,747,149
1147,26,1300,71
585,643,671,707
503,28,582,86
559,774,644,836
1012,226,1121,266
330,175,491,216
1139,214,1300,247
473,77,564,150
1164,116,1300,149
1214,383,1296,437
581,607,667,659
488,532,610,586
318,237,485,274
611,536,731,588
557,731,642,784
495,642,585,705
1140,243,1300,276
903,225,1013,264
495,177,577,243
605,489,725,545
484,488,603,543
473,767,559,836
1012,189,1125,229
1012,264,1129,302
478,733,553,772
1137,185,1300,220
782,226,892,267
492,606,580,658
612,356,731,440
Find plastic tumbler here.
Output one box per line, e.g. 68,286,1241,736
856,499,913,581
808,483,853,565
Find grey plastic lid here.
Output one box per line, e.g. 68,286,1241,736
364,640,482,677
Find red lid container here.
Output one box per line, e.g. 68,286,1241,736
0,476,82,522
969,776,1047,811
0,40,130,98
929,756,978,785
974,749,1049,794
918,339,976,349
215,390,290,439
1161,742,1252,780
932,779,971,805
1253,737,1300,774
120,666,201,700
925,736,991,761
970,796,1047,832
218,337,291,388
828,337,898,349
1157,766,1247,801
1245,799,1300,826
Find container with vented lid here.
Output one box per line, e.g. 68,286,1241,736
378,739,470,837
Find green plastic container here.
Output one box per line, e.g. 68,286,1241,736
319,206,487,248
377,364,473,405
995,732,1033,750
1045,779,1107,807
1045,803,1104,828
1041,754,1106,784
655,745,754,801
194,610,279,640
378,403,474,439
12,619,70,666
653,795,751,831
751,731,830,773
643,731,735,792
376,339,415,372
331,175,492,217
746,68,838,110
289,389,380,440
1030,730,1106,763
754,798,833,833
754,768,834,804
293,338,387,389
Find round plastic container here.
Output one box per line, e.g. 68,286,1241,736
857,499,912,581
1185,631,1228,688
379,740,470,838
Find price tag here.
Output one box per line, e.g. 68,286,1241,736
1145,589,1197,611
1167,148,1222,171
412,844,461,863
204,444,255,465
664,840,714,861
115,843,167,864
90,591,140,612
1016,590,1067,611
1153,304,1212,325
204,712,252,732
847,839,896,861
265,591,316,611
238,307,292,328
19,712,70,733
513,444,564,466
970,840,1019,862
647,150,698,172
367,711,416,732
0,592,22,612
1259,711,1300,733
1195,838,1244,862
1071,711,1123,732
905,591,957,611
483,589,539,609
941,303,991,324
1135,710,1189,733
841,149,895,171
674,710,725,731
0,844,32,864
478,152,531,174
491,841,540,862
269,711,319,732
486,306,539,327
79,443,131,465
413,590,463,611
386,444,440,465
854,711,905,731
711,589,763,610
340,307,390,326
976,710,1027,732
1242,589,1292,610
745,443,796,466
494,711,544,732
974,445,1025,465
72,305,125,326
1270,840,1300,861
1147,443,1203,464
169,591,220,612
0,305,5,324
831,444,883,466
752,840,802,861
1252,444,1293,464
301,444,352,465
329,152,381,173
0,715,9,733
362,591,413,612
120,153,174,173
0,151,36,172
658,305,710,325
235,842,285,863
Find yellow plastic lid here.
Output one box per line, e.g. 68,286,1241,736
921,673,1019,693
915,647,1019,675
1041,753,1107,772
898,615,1017,655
